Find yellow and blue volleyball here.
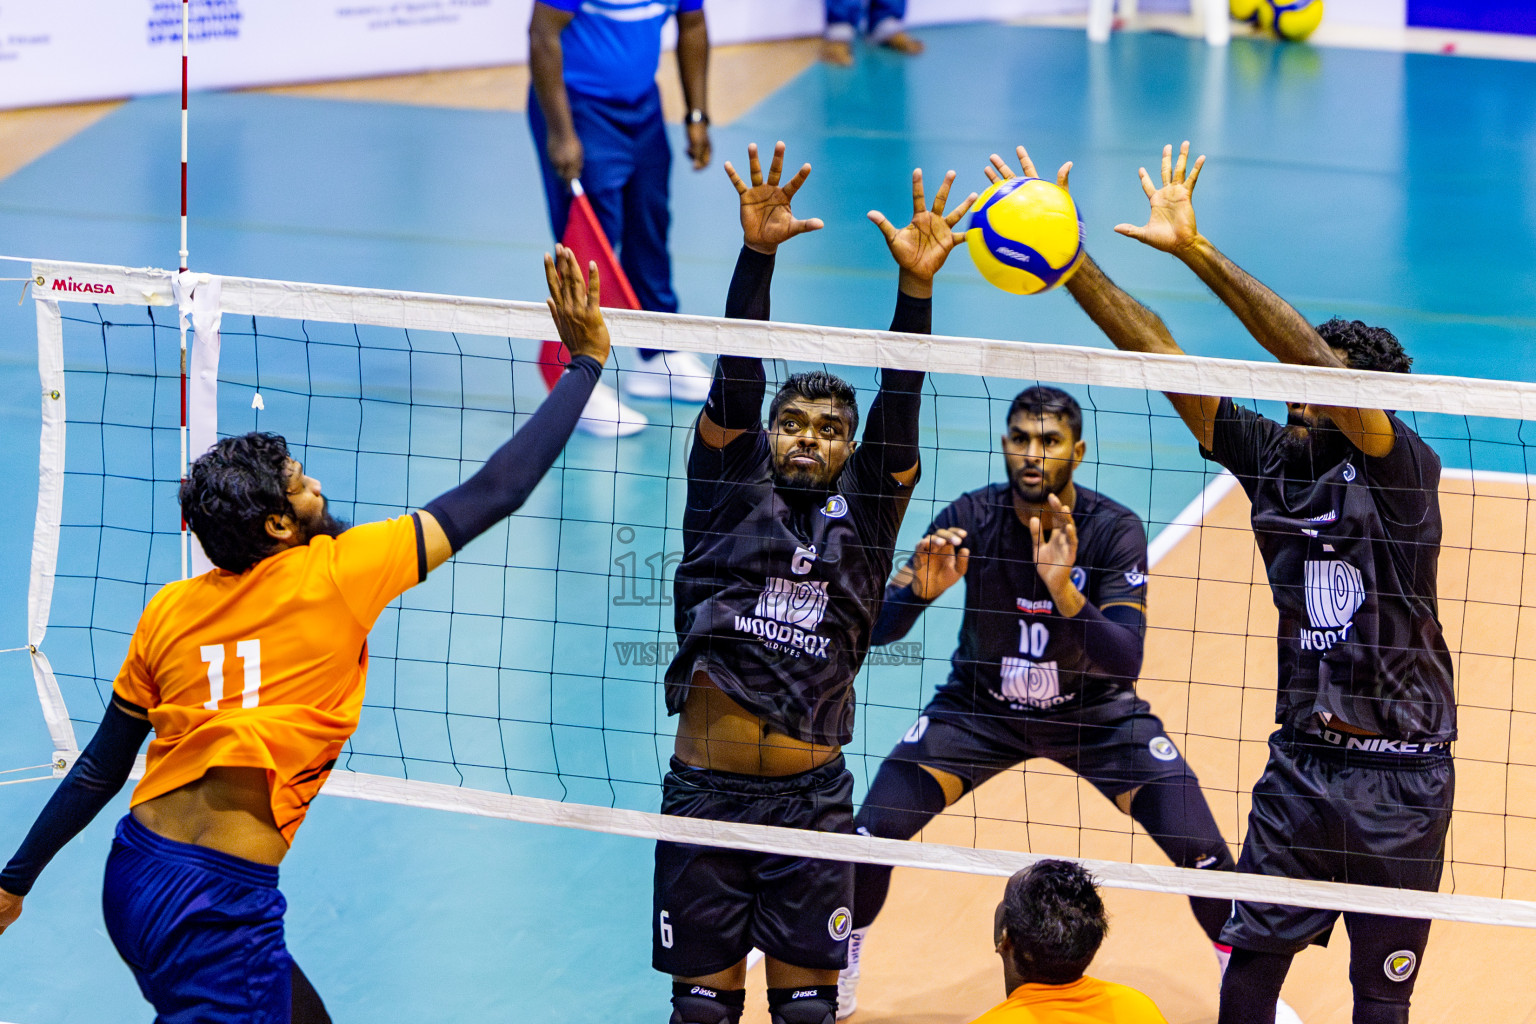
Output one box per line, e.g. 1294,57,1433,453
1258,0,1323,40
1230,0,1262,24
965,177,1084,295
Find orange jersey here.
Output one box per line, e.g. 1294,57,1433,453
113,515,423,844
968,977,1168,1024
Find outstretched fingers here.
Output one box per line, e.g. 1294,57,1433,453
781,162,813,200
1160,143,1174,186
747,142,764,187
723,160,747,195
930,169,954,216
911,168,926,217
944,189,978,229
765,141,786,186
1173,141,1189,183
1186,152,1206,193
585,258,602,312
866,210,898,243
1014,144,1040,180
1057,161,1072,190
1137,165,1157,199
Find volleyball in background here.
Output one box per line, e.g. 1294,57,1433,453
1258,0,1324,40
1230,0,1262,24
965,177,1084,295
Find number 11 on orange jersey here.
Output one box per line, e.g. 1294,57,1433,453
200,639,263,710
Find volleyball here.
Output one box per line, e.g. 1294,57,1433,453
1230,0,1262,23
1258,0,1324,40
965,176,1084,295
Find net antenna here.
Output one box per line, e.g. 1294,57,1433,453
177,0,191,580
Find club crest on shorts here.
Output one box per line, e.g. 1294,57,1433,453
822,495,848,519
1383,950,1416,982
1070,566,1088,591
828,906,853,941
1148,736,1179,762
1343,463,1357,482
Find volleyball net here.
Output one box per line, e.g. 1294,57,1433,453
15,256,1536,929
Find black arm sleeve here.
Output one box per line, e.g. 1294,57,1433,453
859,289,930,475
1059,602,1145,682
422,354,601,552
0,700,150,896
704,246,775,431
871,582,932,646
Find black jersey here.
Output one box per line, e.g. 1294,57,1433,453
1204,398,1455,742
664,429,913,746
888,483,1149,715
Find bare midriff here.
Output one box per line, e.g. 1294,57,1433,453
674,670,840,776
131,766,288,866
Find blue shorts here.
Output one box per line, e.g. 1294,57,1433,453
103,814,296,1023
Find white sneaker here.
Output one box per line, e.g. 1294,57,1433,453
620,351,712,403
836,927,866,1020
577,381,647,437
1275,999,1304,1024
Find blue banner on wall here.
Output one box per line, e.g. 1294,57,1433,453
1408,1,1536,34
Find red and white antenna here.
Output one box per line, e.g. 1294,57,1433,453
178,0,191,579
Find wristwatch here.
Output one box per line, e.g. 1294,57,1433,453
685,108,710,127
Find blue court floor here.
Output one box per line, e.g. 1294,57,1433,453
2,23,1536,1024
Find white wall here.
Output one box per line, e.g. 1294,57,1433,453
0,0,1412,111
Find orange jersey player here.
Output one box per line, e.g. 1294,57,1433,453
0,246,611,1024
971,860,1168,1024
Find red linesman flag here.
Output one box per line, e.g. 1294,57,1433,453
539,179,639,390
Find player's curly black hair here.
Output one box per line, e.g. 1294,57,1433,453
179,432,295,574
1002,859,1108,985
1315,317,1412,375
1007,386,1084,442
769,370,860,433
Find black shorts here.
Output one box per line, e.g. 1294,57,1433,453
653,756,855,976
889,691,1194,799
1220,731,1454,956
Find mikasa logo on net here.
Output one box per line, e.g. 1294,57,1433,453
51,276,115,294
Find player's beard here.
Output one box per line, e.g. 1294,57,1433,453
296,496,348,543
772,450,834,496
1277,411,1352,473
1009,463,1065,506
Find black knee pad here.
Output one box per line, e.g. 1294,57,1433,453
670,983,746,1024
854,758,950,841
768,986,838,1024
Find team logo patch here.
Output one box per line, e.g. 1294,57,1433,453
1343,463,1357,482
822,495,848,518
1070,566,1088,591
1149,736,1179,762
828,906,853,941
1383,950,1416,983
1124,570,1146,587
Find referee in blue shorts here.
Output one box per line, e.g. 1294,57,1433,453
529,0,715,433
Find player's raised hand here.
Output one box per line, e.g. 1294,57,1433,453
983,144,1073,192
725,142,824,255
0,886,22,936
869,169,977,297
1115,141,1204,254
903,528,971,600
544,245,612,367
1028,493,1079,598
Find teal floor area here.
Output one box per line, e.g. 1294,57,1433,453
2,23,1536,1023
